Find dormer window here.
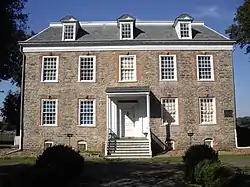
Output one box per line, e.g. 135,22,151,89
174,13,194,40
120,22,133,40
60,15,79,41
117,14,136,40
63,24,76,41
180,22,191,38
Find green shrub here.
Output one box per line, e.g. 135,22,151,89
34,145,85,186
194,159,249,187
182,144,218,183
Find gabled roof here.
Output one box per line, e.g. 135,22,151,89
60,15,78,22
173,13,194,27
117,14,136,21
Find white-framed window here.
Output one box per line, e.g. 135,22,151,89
179,22,191,39
159,55,177,81
44,141,54,150
79,99,96,127
204,138,213,148
41,56,59,82
166,140,175,150
62,23,76,41
120,22,134,40
77,141,87,152
41,99,58,126
199,98,216,124
161,98,179,125
119,55,137,82
197,55,214,81
78,56,96,82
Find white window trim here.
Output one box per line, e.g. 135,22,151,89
204,138,214,148
44,141,54,148
40,99,58,126
118,55,137,82
78,56,96,82
178,21,192,39
166,140,175,150
78,99,96,127
119,22,134,40
41,56,59,83
196,55,214,81
78,141,88,151
62,23,76,41
199,98,217,125
159,55,177,81
161,98,179,125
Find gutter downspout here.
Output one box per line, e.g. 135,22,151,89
7,45,25,154
232,46,238,149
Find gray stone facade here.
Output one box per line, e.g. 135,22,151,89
22,50,236,153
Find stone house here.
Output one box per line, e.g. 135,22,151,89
19,13,236,158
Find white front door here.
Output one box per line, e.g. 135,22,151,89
123,109,135,137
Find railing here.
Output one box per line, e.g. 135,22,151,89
106,128,117,155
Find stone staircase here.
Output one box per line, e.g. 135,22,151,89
106,138,152,159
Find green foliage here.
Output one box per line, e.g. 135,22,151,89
226,0,250,54
182,144,219,183
0,91,20,134
237,116,250,128
194,159,249,187
194,160,232,187
1,0,29,84
35,145,85,184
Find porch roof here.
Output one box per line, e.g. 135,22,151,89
106,86,150,94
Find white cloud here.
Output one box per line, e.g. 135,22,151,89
192,6,221,19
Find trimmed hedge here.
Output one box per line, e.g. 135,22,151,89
182,144,218,183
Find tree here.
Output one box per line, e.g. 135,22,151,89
1,0,28,85
226,0,250,54
0,91,21,134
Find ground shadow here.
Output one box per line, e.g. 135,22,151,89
0,161,185,187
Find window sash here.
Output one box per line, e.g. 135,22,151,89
120,22,133,40
199,98,216,124
63,24,76,40
161,98,178,125
180,23,190,38
159,55,177,80
41,56,59,82
197,55,214,81
78,56,96,82
79,100,96,126
119,55,136,82
41,99,58,126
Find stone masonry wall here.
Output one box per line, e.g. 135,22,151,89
23,50,236,153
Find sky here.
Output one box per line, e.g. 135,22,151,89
0,0,249,117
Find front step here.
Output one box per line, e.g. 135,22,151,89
106,138,152,159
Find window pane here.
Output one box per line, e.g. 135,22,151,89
120,56,135,81
42,100,57,125
200,98,215,124
160,56,176,80
79,57,95,81
79,100,94,125
42,57,58,81
121,23,132,39
64,25,74,40
198,56,212,80
180,23,190,38
162,98,177,124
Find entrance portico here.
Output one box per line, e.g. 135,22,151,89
106,86,151,139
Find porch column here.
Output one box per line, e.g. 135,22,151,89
144,93,150,135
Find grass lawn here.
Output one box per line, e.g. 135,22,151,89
0,155,249,186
